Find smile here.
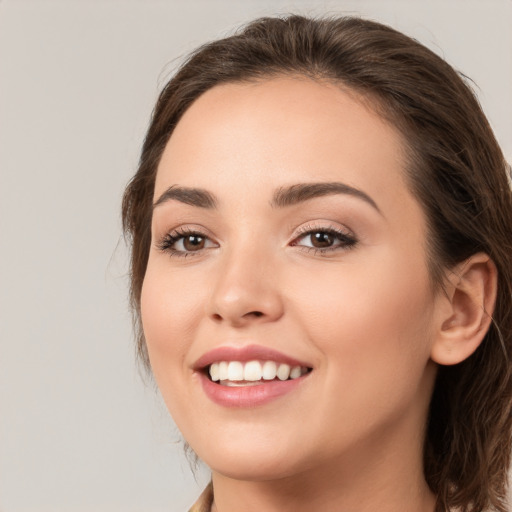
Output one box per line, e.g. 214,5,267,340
209,360,309,386
195,345,313,407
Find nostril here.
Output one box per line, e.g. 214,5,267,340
246,311,264,318
210,311,263,322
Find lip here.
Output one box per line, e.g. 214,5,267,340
193,344,310,370
198,371,310,407
193,344,312,408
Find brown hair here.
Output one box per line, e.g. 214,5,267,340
122,15,512,512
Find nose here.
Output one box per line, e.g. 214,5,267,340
207,246,284,327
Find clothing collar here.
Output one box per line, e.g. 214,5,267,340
188,482,213,512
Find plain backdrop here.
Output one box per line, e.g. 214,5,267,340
0,1,510,511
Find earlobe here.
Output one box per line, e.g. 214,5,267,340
430,253,498,366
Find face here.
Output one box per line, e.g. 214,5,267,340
141,77,439,481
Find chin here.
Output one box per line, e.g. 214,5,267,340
207,455,302,482
192,436,309,481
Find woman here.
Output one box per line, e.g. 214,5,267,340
122,15,512,512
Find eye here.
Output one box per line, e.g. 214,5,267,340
291,226,357,253
157,228,218,256
303,231,337,248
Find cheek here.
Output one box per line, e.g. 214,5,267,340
140,261,219,436
140,261,203,390
289,249,435,407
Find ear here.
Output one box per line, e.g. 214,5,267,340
430,253,498,366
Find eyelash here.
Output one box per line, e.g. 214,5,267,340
156,224,357,258
290,224,357,255
156,227,215,258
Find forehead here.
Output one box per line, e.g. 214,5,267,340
155,76,415,219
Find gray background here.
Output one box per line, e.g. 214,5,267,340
1,1,510,511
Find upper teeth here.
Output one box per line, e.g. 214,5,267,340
209,361,305,383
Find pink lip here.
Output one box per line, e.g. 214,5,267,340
193,344,312,408
193,344,310,370
198,372,309,408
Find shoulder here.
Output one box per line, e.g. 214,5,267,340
188,482,213,512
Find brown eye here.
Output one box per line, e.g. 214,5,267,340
292,227,357,252
158,229,217,256
183,234,206,251
310,231,335,248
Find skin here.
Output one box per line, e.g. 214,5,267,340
141,76,443,511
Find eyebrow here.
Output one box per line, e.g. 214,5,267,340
153,186,217,210
153,182,380,214
271,182,381,213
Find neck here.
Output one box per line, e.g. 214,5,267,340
211,456,435,512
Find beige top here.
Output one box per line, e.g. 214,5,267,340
188,483,214,512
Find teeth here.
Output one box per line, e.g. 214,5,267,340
218,361,228,381
208,360,307,384
244,360,262,381
277,363,291,380
210,362,220,381
290,366,302,379
227,361,244,381
223,380,263,387
262,361,277,380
